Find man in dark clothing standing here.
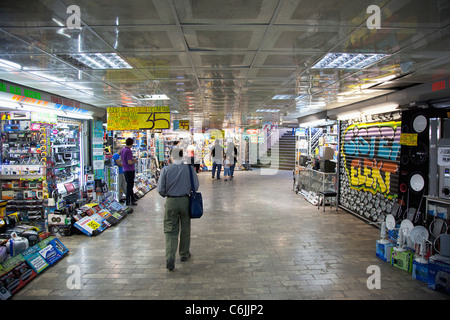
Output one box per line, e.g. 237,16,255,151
121,138,138,207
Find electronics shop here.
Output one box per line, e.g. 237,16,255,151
291,93,450,293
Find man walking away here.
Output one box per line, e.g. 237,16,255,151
210,139,223,180
157,147,200,271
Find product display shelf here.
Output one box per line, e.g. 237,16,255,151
297,167,337,206
50,122,83,203
0,123,50,229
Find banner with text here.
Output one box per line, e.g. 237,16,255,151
107,106,170,130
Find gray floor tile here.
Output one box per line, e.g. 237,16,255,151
12,169,450,300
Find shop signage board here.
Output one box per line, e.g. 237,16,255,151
107,106,170,130
246,129,260,134
173,119,189,130
0,81,96,116
0,90,91,116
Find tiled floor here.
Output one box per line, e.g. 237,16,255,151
14,169,450,300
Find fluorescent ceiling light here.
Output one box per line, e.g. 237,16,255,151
300,119,335,127
256,109,280,113
337,103,398,120
312,53,389,70
361,103,398,115
0,59,22,70
68,53,132,69
337,111,361,120
272,94,292,100
135,94,170,100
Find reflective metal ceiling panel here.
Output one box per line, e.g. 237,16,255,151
0,0,448,128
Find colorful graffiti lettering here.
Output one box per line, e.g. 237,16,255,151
343,121,401,160
342,121,401,198
349,158,398,196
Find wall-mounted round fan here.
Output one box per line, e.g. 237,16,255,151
412,114,427,133
410,173,425,193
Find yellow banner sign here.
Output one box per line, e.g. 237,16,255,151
107,106,170,130
179,120,189,130
399,133,418,146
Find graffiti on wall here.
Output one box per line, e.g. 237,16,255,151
341,121,401,199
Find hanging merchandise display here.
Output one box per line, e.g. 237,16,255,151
398,109,431,225
92,121,105,180
0,112,53,231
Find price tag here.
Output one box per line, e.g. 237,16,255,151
86,220,100,230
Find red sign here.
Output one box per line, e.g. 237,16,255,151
246,129,260,134
432,80,447,92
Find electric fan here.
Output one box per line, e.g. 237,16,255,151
370,215,390,244
385,214,414,252
409,225,430,264
429,218,447,239
433,233,450,263
397,219,414,252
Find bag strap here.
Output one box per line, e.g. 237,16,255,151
188,165,196,195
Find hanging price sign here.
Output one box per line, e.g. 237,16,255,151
107,106,171,130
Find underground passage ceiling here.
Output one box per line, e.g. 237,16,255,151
0,0,449,129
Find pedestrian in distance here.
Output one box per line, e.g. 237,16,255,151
210,139,223,180
223,155,231,181
226,141,237,179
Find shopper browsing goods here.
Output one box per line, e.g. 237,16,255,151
120,138,138,207
157,147,199,271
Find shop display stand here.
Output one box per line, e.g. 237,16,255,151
297,167,337,206
0,116,72,299
50,122,83,204
0,120,50,230
0,234,69,300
